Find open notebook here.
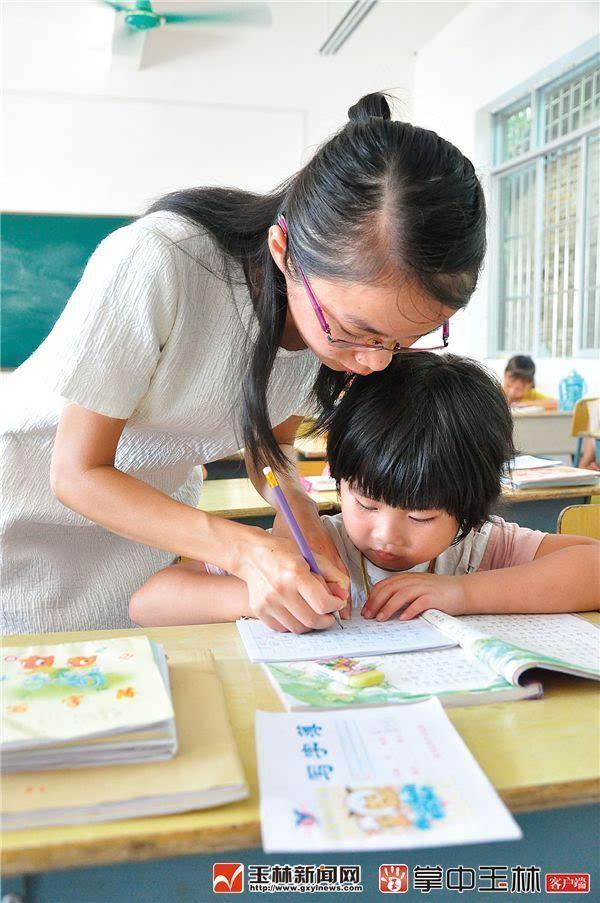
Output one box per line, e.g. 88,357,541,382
1,636,176,772
237,610,455,663
256,699,521,852
264,612,600,711
2,648,248,829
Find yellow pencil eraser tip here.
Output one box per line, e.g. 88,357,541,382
263,466,277,488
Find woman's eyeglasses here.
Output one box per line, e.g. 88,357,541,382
277,215,449,354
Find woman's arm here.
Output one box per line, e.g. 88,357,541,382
51,402,261,569
362,534,600,620
51,403,348,632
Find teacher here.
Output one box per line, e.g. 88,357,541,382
1,93,486,635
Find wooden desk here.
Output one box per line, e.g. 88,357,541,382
199,477,600,532
2,617,599,876
295,433,327,459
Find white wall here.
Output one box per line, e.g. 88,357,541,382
414,0,599,396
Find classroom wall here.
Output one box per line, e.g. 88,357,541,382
413,1,600,396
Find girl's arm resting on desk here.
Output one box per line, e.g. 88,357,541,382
129,560,251,627
362,534,600,621
51,403,347,632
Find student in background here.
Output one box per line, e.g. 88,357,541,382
502,354,557,409
129,353,598,629
579,438,599,471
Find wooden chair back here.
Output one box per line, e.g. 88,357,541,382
558,504,600,540
571,397,600,437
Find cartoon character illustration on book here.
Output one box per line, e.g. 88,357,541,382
7,652,117,702
20,655,54,671
344,783,446,835
67,656,97,668
317,783,448,838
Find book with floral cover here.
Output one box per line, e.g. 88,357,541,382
2,645,248,829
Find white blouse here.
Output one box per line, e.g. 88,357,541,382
1,212,319,634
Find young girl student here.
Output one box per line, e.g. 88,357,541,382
502,354,558,410
129,353,599,630
1,92,486,636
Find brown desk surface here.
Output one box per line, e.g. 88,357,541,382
2,616,599,875
198,477,600,520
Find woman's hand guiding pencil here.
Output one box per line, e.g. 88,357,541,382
263,467,345,630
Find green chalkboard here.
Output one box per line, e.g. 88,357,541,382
1,213,133,368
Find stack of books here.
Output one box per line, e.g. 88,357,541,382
2,638,248,828
504,455,600,490
2,636,176,773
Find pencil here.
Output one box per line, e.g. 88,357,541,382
263,466,344,630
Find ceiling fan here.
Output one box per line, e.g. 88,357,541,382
102,0,271,31
102,1,272,68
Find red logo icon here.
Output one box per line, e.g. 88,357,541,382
546,873,590,894
213,862,244,893
379,864,409,893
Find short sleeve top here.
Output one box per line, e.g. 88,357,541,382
319,513,546,608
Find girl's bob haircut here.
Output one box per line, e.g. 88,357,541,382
325,352,515,539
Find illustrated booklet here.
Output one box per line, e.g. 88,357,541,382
256,698,521,852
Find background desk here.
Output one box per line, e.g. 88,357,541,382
199,477,600,532
2,618,599,901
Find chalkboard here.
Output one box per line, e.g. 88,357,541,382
1,213,132,368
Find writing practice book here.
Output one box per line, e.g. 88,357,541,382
237,610,456,664
422,611,600,683
256,699,521,852
264,612,599,711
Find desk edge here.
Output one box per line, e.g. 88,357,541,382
3,778,599,876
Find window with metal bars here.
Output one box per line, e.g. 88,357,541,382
492,55,599,357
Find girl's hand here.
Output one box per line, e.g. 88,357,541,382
236,534,349,634
361,573,468,622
